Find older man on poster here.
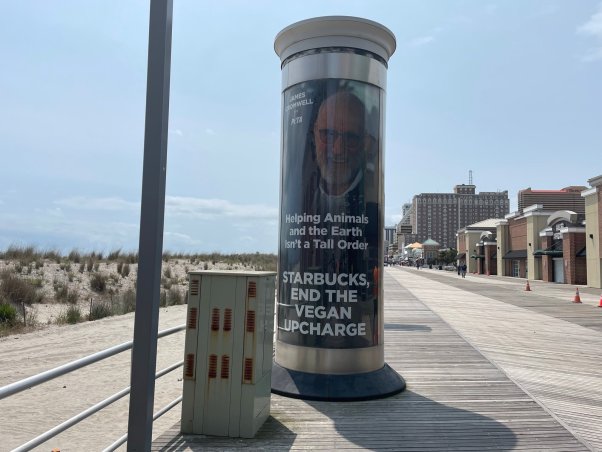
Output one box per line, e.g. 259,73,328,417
312,90,375,200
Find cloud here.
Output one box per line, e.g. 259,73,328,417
54,196,139,211
205,128,216,135
166,196,278,221
52,195,278,222
0,210,140,252
577,3,602,61
386,214,402,226
408,36,435,47
35,207,64,218
170,128,184,136
4,195,278,253
578,4,602,36
163,231,202,247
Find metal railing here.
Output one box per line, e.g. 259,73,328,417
0,324,186,451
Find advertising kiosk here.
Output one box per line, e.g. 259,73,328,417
272,16,405,400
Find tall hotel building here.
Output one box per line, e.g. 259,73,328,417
412,184,510,248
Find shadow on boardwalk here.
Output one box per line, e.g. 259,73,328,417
154,390,517,451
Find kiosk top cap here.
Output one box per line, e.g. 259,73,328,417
274,16,396,64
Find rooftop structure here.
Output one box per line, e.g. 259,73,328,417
518,186,587,214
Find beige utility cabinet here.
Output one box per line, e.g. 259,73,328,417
181,270,276,438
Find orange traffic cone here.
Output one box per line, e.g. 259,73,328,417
525,280,531,291
573,287,582,304
598,295,602,308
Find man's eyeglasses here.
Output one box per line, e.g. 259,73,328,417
317,128,364,150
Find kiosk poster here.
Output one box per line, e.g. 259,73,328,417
278,79,382,349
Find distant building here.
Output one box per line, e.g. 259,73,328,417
496,204,586,285
399,203,412,225
518,186,586,214
456,219,502,275
393,203,416,254
384,226,396,257
384,226,396,245
411,184,510,248
422,238,441,263
395,224,417,258
450,175,602,288
582,175,602,288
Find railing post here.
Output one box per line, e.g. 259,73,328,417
127,0,173,450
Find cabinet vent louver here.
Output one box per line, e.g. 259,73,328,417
247,281,257,298
224,308,233,331
211,308,220,331
190,278,200,296
243,358,253,383
208,354,218,379
221,355,230,379
246,310,256,333
184,353,195,379
187,307,198,329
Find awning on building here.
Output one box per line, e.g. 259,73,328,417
502,250,527,259
456,253,465,259
577,246,586,257
533,240,563,257
533,250,563,257
471,254,485,259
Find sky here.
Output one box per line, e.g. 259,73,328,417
0,1,601,254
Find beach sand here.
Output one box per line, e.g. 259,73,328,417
0,305,187,451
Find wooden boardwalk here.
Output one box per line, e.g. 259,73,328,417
152,267,600,451
390,267,602,451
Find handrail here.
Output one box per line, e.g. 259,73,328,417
13,361,183,452
2,324,186,451
103,396,183,452
0,324,185,400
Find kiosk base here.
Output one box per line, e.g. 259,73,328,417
271,362,405,401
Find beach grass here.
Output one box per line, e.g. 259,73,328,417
0,245,277,336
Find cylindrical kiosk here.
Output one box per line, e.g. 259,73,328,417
272,16,405,400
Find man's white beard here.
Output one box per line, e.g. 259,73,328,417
320,169,362,197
